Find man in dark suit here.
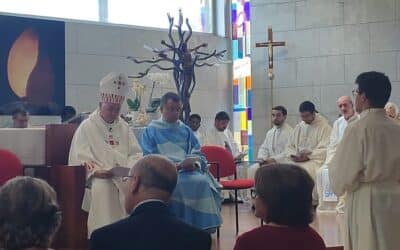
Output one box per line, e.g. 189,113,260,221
90,154,212,250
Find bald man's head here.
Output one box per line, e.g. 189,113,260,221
130,155,177,194
337,95,355,120
125,155,177,213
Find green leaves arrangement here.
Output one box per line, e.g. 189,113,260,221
127,97,140,111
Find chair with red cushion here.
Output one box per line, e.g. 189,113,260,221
0,149,23,186
201,145,254,235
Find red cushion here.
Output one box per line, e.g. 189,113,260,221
220,179,254,189
0,149,22,186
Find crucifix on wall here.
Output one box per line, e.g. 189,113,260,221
255,26,286,111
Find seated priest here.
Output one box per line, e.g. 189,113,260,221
248,105,293,179
69,72,142,237
316,96,358,213
203,111,247,201
274,101,332,203
204,111,241,160
139,92,222,232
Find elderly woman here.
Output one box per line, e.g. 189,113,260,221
0,176,61,250
234,164,326,250
384,102,400,121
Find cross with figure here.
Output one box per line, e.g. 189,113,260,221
255,26,285,80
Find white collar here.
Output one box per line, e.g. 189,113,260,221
131,199,165,213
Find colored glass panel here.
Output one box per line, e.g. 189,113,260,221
232,0,252,160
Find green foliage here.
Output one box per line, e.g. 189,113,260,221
146,98,161,113
127,97,140,111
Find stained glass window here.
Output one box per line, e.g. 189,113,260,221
232,0,252,160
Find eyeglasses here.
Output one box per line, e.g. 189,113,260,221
121,176,133,182
250,189,259,199
352,89,361,96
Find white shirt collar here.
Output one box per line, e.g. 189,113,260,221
131,199,165,214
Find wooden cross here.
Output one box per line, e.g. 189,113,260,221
255,26,285,80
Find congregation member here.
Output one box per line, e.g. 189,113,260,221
11,107,29,128
188,113,204,144
384,102,400,124
90,155,211,250
330,71,400,250
69,72,141,236
234,164,326,250
61,105,77,123
276,101,331,203
0,176,62,250
248,105,292,179
316,96,358,213
140,92,221,232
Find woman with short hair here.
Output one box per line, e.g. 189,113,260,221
0,176,61,250
234,164,326,250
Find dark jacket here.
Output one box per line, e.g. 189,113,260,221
90,201,211,250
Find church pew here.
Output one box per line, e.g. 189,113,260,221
326,247,343,250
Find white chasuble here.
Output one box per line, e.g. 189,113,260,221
69,110,141,236
248,122,293,179
281,114,331,180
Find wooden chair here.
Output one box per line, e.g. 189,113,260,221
44,124,88,249
201,145,255,235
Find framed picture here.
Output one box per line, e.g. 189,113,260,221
0,14,65,115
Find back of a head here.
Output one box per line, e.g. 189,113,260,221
299,101,316,113
215,111,230,121
255,164,314,227
134,155,178,197
0,176,61,250
356,71,391,108
11,107,28,119
61,106,77,122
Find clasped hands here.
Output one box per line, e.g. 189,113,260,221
290,150,311,162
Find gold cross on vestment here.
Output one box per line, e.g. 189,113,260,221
255,26,285,80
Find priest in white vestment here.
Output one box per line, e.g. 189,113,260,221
330,71,400,250
316,96,358,212
277,101,331,202
204,111,241,158
248,105,292,179
69,72,141,236
203,111,246,200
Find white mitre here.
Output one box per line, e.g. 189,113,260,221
99,72,129,104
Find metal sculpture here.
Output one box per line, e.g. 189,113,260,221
127,10,227,123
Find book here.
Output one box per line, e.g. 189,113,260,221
110,166,130,177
